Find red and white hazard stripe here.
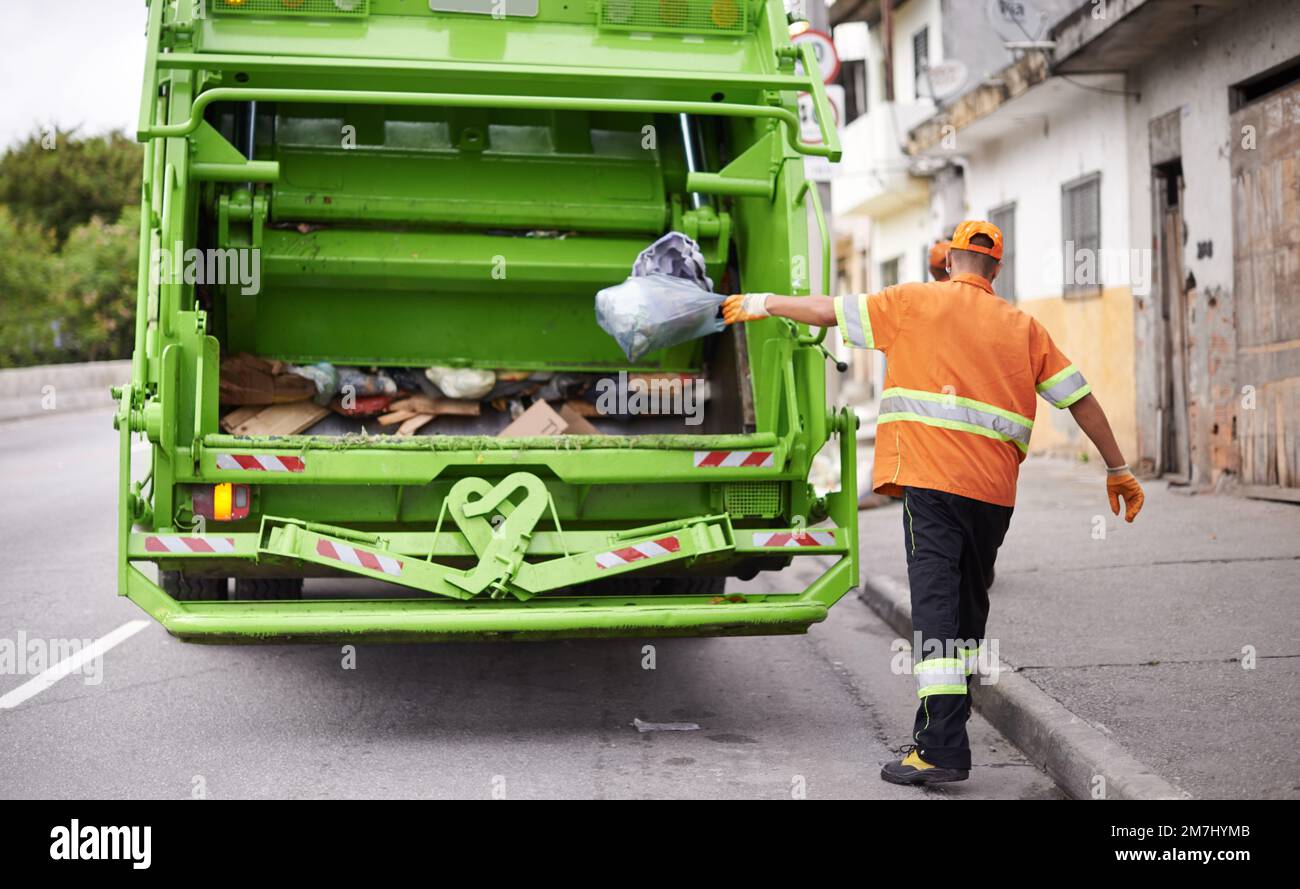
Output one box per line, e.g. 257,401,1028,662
315,539,403,577
215,453,305,472
145,535,236,554
693,450,774,468
751,530,835,548
594,536,681,570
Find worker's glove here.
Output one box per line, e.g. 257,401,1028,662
1105,467,1145,523
722,293,772,324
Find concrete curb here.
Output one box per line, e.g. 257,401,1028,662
858,573,1191,800
0,360,129,422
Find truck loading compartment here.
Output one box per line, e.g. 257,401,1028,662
117,0,858,641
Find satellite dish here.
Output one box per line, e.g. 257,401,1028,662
923,60,969,101
986,0,1047,43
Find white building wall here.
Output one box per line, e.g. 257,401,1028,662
892,0,944,104
871,201,931,287
831,0,940,219
964,88,1131,303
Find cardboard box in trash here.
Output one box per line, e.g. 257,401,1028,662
499,401,602,437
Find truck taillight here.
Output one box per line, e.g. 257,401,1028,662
192,483,251,521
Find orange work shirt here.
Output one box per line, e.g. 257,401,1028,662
833,272,1090,507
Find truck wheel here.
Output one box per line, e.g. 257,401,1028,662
232,578,304,601
161,571,228,601
666,576,727,596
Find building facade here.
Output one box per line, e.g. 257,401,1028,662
832,0,1298,492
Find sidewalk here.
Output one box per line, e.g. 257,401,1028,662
856,457,1300,800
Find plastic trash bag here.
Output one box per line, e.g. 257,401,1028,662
286,362,339,406
425,365,496,400
596,273,725,362
632,231,714,292
337,367,397,398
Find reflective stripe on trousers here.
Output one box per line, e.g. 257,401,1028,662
959,645,983,676
915,657,967,698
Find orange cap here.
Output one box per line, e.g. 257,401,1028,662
928,240,950,274
950,220,1004,261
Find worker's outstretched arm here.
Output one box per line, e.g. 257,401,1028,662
1069,393,1145,522
723,293,837,328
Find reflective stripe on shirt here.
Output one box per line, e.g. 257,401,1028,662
834,294,873,349
1037,364,1091,408
878,387,1034,453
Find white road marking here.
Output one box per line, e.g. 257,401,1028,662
0,620,151,710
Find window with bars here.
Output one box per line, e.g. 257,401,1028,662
912,27,929,99
1062,173,1101,298
989,202,1016,302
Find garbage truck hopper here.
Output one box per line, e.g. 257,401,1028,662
115,0,858,642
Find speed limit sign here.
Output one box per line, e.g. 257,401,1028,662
791,28,840,85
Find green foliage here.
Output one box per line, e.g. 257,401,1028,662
0,206,62,368
54,207,140,363
0,128,142,245
0,130,142,368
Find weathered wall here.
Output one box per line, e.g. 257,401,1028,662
1020,287,1138,460
1125,0,1300,484
939,0,1079,90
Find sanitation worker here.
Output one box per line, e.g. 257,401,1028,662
722,220,1145,786
928,239,950,281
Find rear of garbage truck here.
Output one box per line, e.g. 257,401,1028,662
115,0,858,641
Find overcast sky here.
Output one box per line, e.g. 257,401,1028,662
0,0,147,150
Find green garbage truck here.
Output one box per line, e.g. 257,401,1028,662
114,0,858,641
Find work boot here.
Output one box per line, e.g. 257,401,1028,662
880,745,969,785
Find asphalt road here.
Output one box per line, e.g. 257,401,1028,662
0,406,1061,799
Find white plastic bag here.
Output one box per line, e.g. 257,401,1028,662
425,365,496,400
596,273,725,362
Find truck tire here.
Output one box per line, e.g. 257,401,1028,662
665,576,727,597
232,578,304,601
161,571,228,601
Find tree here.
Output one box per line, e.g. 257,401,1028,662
53,207,140,363
0,128,142,245
0,206,60,368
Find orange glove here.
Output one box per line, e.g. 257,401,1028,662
722,293,772,325
1106,470,1145,522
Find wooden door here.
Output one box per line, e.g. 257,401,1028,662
1231,80,1300,492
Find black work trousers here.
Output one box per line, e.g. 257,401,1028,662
902,486,1013,770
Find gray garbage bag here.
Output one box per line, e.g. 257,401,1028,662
632,231,714,292
596,273,725,362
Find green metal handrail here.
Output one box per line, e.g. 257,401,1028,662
139,85,842,159
148,44,842,157
793,178,831,346
796,44,842,161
